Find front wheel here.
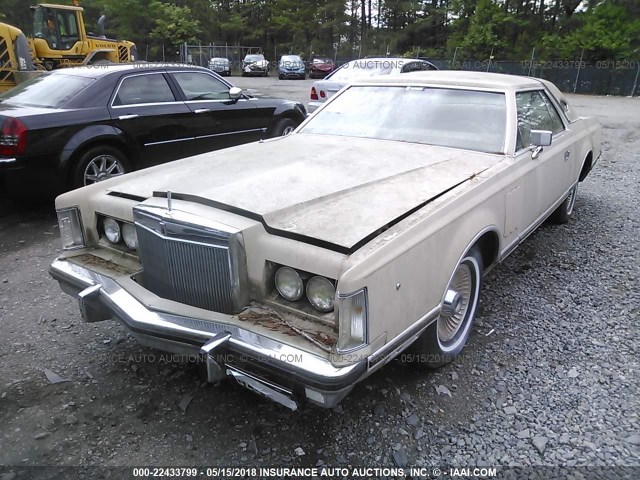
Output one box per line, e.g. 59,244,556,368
408,246,484,369
550,183,578,224
270,118,298,137
71,145,129,189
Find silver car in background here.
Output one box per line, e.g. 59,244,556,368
308,57,437,112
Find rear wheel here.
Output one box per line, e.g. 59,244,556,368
71,145,129,189
409,246,483,369
550,183,578,224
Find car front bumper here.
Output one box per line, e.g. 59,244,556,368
49,258,369,409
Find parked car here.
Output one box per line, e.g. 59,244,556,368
50,71,600,410
241,53,269,77
278,55,306,80
308,57,336,79
208,57,231,76
0,64,306,196
308,57,437,112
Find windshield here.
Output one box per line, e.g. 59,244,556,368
300,86,506,154
245,55,264,63
0,73,94,108
313,58,332,64
328,59,402,82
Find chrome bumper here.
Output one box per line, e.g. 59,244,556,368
49,258,367,409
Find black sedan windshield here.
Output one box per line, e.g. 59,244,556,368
300,86,507,154
0,73,94,108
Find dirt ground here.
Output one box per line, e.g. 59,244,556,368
0,78,638,477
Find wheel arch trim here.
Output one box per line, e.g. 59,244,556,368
60,125,136,172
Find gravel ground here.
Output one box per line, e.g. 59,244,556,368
0,80,638,479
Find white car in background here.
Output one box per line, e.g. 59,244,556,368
307,57,437,112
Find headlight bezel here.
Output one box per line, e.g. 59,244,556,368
56,207,85,250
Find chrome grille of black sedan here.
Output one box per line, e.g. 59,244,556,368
133,206,247,314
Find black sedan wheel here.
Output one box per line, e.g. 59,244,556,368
408,246,483,369
72,146,128,189
271,118,298,137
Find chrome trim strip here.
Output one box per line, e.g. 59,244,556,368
196,128,265,140
0,158,17,164
111,101,185,109
144,137,195,147
367,306,440,370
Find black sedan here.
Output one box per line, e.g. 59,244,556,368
0,64,306,196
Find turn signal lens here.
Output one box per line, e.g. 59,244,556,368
310,86,318,100
337,288,368,352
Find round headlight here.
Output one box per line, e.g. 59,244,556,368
122,223,138,250
275,267,304,301
103,218,121,244
306,276,335,312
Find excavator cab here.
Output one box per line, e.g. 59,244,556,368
33,5,81,52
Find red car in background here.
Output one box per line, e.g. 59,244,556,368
308,57,336,79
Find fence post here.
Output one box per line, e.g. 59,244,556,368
527,48,535,76
632,61,640,97
573,49,584,93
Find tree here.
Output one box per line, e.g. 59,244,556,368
150,1,201,46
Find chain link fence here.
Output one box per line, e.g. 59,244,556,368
425,59,640,97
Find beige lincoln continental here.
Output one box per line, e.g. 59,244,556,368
50,71,601,410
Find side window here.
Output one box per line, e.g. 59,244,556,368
171,72,230,101
516,90,565,150
113,74,176,106
56,11,79,49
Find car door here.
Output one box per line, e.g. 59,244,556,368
515,90,574,218
168,71,264,153
109,72,195,168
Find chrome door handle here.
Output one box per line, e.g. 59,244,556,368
564,151,571,161
195,108,210,114
118,114,139,120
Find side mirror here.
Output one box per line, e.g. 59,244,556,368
530,130,552,147
229,87,242,100
530,130,552,159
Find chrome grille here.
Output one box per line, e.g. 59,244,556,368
134,206,247,314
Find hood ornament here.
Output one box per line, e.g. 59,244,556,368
167,191,172,212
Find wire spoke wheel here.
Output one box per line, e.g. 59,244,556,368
566,183,578,216
438,263,473,343
83,154,125,186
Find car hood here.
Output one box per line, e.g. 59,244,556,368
107,134,501,252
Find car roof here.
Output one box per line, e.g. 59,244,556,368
352,70,542,90
47,63,209,79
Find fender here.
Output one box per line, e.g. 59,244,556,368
59,124,136,172
267,102,307,134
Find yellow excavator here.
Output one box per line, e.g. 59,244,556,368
0,3,137,93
